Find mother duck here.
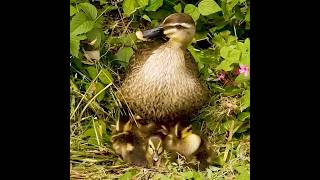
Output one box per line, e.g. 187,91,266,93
118,13,209,127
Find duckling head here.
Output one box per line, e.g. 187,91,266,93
165,123,202,157
147,135,164,162
137,13,195,48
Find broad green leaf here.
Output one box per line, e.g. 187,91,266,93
193,172,204,180
137,0,148,7
184,4,200,22
107,33,137,47
237,112,250,122
174,3,182,13
86,66,98,79
70,12,89,32
71,21,95,36
220,46,232,59
119,170,137,180
115,47,134,66
235,73,249,83
142,14,152,22
229,49,241,62
237,122,250,133
78,3,97,20
227,0,239,12
86,28,103,48
181,171,194,179
123,0,139,17
212,35,227,48
70,34,87,57
245,8,250,22
240,90,250,111
145,0,163,12
195,31,209,41
239,0,246,3
216,60,233,71
198,0,222,16
235,165,250,180
99,68,113,85
70,6,77,16
95,82,106,102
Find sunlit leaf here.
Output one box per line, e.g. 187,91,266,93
70,12,89,32
70,6,77,16
240,90,250,111
184,4,200,22
98,68,113,85
145,0,163,12
78,2,97,20
174,3,182,13
71,21,95,36
142,14,152,22
198,0,222,16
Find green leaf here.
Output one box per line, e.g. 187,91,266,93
145,0,163,11
184,4,200,22
142,14,152,22
107,33,137,47
70,34,87,57
86,28,103,48
198,0,222,16
237,112,250,122
95,82,106,102
119,170,137,180
216,60,233,71
220,46,232,59
86,66,98,79
235,165,250,180
123,0,139,17
229,48,241,62
227,0,239,13
71,21,95,36
70,12,89,32
78,3,97,20
98,68,113,85
235,73,249,83
181,171,194,179
115,47,134,67
70,6,77,16
245,8,250,22
137,0,148,7
240,90,250,111
174,3,182,13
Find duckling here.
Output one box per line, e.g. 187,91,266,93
111,115,166,167
111,116,148,167
118,13,209,127
162,122,216,170
145,135,165,167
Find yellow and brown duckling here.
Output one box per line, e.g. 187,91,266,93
162,122,216,170
118,13,209,127
111,116,148,167
111,115,166,167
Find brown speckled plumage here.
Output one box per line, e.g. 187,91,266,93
117,13,209,126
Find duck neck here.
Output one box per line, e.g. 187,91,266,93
167,39,188,49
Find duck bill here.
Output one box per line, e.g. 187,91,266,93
152,152,159,162
142,26,164,39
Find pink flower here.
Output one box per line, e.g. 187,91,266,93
217,72,225,81
239,64,249,77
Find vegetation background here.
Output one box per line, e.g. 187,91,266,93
70,0,250,179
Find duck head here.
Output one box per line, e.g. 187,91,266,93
137,13,196,48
